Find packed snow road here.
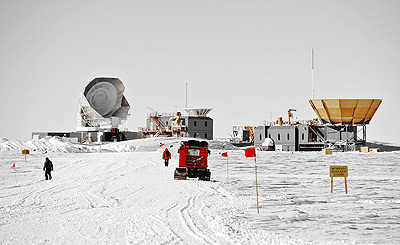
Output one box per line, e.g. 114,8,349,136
0,148,289,244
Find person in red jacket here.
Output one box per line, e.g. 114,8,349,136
162,148,171,167
43,157,53,180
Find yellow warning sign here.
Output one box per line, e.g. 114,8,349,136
330,166,348,194
330,166,348,177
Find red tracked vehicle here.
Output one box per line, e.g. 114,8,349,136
174,140,211,181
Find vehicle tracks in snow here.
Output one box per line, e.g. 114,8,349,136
148,181,233,245
1,151,253,244
179,195,216,244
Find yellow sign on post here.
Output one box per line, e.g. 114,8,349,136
22,150,30,161
330,166,348,194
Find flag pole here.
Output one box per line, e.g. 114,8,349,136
255,148,259,214
13,163,16,182
255,161,259,214
227,157,229,184
245,147,259,214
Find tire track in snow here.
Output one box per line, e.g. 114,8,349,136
2,159,87,210
190,182,235,244
175,183,221,244
149,208,185,245
77,183,104,209
137,150,218,244
58,157,124,209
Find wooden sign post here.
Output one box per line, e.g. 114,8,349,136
330,166,348,194
22,150,30,162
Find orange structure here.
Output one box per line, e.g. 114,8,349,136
309,99,382,125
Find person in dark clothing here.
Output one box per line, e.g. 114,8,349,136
162,148,171,167
43,157,53,180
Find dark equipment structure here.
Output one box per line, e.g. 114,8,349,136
174,140,211,181
32,77,137,143
254,99,382,152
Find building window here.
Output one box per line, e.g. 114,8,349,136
278,134,280,141
194,133,197,138
287,133,290,140
205,133,208,139
259,134,262,141
269,134,271,138
194,121,197,127
302,133,304,141
205,121,208,127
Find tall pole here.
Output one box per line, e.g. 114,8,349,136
255,159,259,214
185,82,188,108
226,157,229,184
312,48,315,99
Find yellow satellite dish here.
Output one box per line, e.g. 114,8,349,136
309,99,382,125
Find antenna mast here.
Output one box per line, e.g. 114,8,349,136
312,49,315,99
185,82,188,108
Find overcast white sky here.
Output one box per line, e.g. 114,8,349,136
1,1,399,144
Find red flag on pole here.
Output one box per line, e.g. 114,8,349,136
221,152,228,157
11,163,15,168
244,147,256,158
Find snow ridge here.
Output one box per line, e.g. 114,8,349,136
0,137,238,153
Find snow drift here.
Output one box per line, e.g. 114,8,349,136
0,137,238,153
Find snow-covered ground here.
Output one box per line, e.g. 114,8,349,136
1,137,399,244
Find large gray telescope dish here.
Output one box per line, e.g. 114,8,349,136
79,77,130,127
